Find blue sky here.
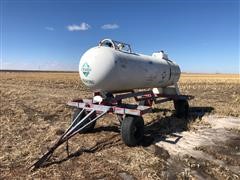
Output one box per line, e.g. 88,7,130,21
1,0,239,73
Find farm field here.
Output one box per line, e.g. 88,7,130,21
0,72,239,179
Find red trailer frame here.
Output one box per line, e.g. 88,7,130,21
31,89,194,170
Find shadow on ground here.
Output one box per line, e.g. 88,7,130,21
36,134,122,169
141,106,214,146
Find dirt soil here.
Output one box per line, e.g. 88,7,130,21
0,72,239,179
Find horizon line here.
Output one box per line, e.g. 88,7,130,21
0,69,239,75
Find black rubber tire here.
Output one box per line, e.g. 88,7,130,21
139,99,152,106
174,99,189,118
121,115,144,147
72,108,96,133
139,100,147,106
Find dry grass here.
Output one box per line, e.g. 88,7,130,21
180,73,240,117
0,72,239,179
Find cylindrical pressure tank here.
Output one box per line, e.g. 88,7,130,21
79,39,181,93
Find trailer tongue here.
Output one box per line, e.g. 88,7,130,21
31,106,109,170
31,90,193,170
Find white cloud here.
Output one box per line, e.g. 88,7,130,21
101,23,119,30
45,27,54,31
67,22,91,31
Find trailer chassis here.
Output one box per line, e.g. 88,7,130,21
31,88,193,170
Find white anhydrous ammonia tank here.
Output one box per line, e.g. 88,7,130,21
79,39,181,93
